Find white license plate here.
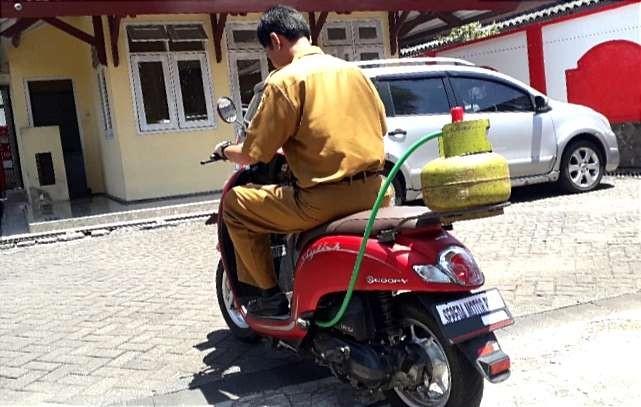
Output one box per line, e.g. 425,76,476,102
435,289,506,326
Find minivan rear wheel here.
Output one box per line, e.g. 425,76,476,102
559,140,604,193
391,175,406,206
385,165,406,206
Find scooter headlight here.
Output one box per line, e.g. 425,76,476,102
413,246,484,286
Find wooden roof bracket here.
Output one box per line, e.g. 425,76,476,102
43,17,94,45
41,17,108,65
210,13,228,63
397,12,434,38
92,16,107,66
1,16,106,65
108,16,122,67
388,11,410,56
308,11,328,45
0,18,38,37
0,18,39,47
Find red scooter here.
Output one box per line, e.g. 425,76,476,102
203,96,513,407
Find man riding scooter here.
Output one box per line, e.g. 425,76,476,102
213,5,391,317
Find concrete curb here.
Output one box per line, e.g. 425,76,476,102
27,199,219,234
2,174,637,246
0,202,218,249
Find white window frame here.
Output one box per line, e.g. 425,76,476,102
355,45,384,61
97,68,114,139
228,52,270,112
173,53,216,129
130,54,177,132
354,20,383,45
324,45,356,61
322,21,353,46
226,22,262,50
321,20,384,62
126,22,217,134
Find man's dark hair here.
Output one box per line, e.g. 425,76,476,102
257,5,311,48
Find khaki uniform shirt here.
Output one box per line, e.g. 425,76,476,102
242,46,387,188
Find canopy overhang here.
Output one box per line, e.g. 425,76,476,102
0,0,556,66
1,1,524,18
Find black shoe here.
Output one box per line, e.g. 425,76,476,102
247,292,289,318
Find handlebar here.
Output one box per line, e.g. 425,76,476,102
200,158,217,165
200,153,223,165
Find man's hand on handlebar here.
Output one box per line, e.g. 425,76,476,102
201,141,256,166
201,141,233,165
213,140,232,161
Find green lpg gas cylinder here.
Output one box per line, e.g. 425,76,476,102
421,118,511,212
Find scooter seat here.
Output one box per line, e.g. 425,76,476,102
296,206,435,251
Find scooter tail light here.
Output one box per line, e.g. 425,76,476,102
489,356,511,376
437,246,484,286
477,347,511,383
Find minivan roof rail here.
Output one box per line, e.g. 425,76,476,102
354,57,475,68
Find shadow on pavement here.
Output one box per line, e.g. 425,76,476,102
403,181,615,207
508,181,614,204
188,329,330,405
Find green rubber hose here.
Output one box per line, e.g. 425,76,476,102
315,130,443,328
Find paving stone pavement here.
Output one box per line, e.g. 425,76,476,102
208,293,641,407
455,176,641,316
0,176,639,405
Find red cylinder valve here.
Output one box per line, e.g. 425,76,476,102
451,106,464,123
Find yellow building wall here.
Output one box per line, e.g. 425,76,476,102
7,18,106,196
107,11,391,201
106,14,236,201
8,11,391,202
93,68,127,200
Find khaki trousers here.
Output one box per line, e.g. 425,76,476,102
222,176,390,289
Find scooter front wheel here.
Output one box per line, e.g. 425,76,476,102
385,301,483,407
215,260,260,343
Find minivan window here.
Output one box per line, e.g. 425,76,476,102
372,80,394,116
382,78,450,116
451,77,533,113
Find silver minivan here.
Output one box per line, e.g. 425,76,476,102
358,58,620,203
243,57,620,204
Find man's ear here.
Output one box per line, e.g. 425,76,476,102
269,32,281,50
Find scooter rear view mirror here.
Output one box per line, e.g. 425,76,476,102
216,97,238,124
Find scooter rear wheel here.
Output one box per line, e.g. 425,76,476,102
385,301,483,407
215,260,260,343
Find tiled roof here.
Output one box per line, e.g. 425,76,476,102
402,0,604,56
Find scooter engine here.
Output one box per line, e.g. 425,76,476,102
311,333,432,392
312,333,390,389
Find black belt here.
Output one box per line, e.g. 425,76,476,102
337,170,383,184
